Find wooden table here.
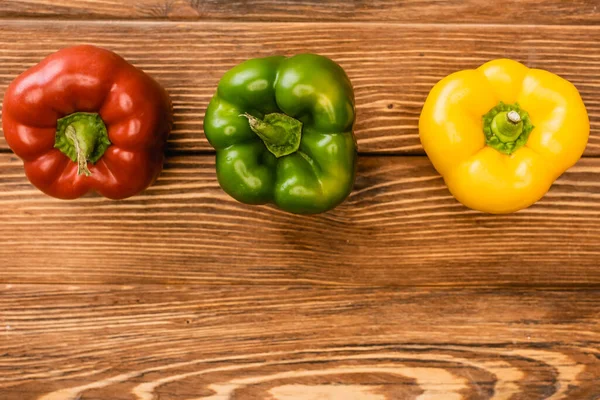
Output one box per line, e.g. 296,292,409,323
1,1,600,399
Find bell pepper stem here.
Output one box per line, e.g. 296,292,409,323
240,112,302,158
482,102,534,155
241,113,287,145
492,111,524,143
65,125,93,176
54,112,111,176
507,111,521,124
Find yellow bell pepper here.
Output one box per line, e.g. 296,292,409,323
419,59,589,214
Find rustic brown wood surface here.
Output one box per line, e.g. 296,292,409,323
2,153,600,287
2,21,600,155
1,1,599,399
1,285,600,400
1,0,599,24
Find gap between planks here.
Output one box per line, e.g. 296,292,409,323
4,19,600,29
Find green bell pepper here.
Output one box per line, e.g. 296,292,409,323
204,54,357,214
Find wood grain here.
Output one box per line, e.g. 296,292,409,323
2,152,600,287
1,21,600,155
1,0,599,24
2,6,600,399
1,284,599,400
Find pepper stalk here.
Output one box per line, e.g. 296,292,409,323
54,112,112,176
482,102,534,155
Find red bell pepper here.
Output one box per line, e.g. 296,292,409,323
2,45,172,199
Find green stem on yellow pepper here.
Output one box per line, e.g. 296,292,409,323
482,102,534,155
491,111,523,143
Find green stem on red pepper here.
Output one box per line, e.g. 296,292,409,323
54,112,111,176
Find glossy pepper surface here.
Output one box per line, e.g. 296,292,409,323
204,54,357,214
2,45,172,199
419,59,589,214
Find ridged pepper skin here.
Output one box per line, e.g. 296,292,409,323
419,59,589,214
204,54,357,214
2,45,172,200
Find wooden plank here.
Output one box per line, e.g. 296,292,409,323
1,21,600,155
1,0,599,24
1,284,599,399
2,152,600,287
